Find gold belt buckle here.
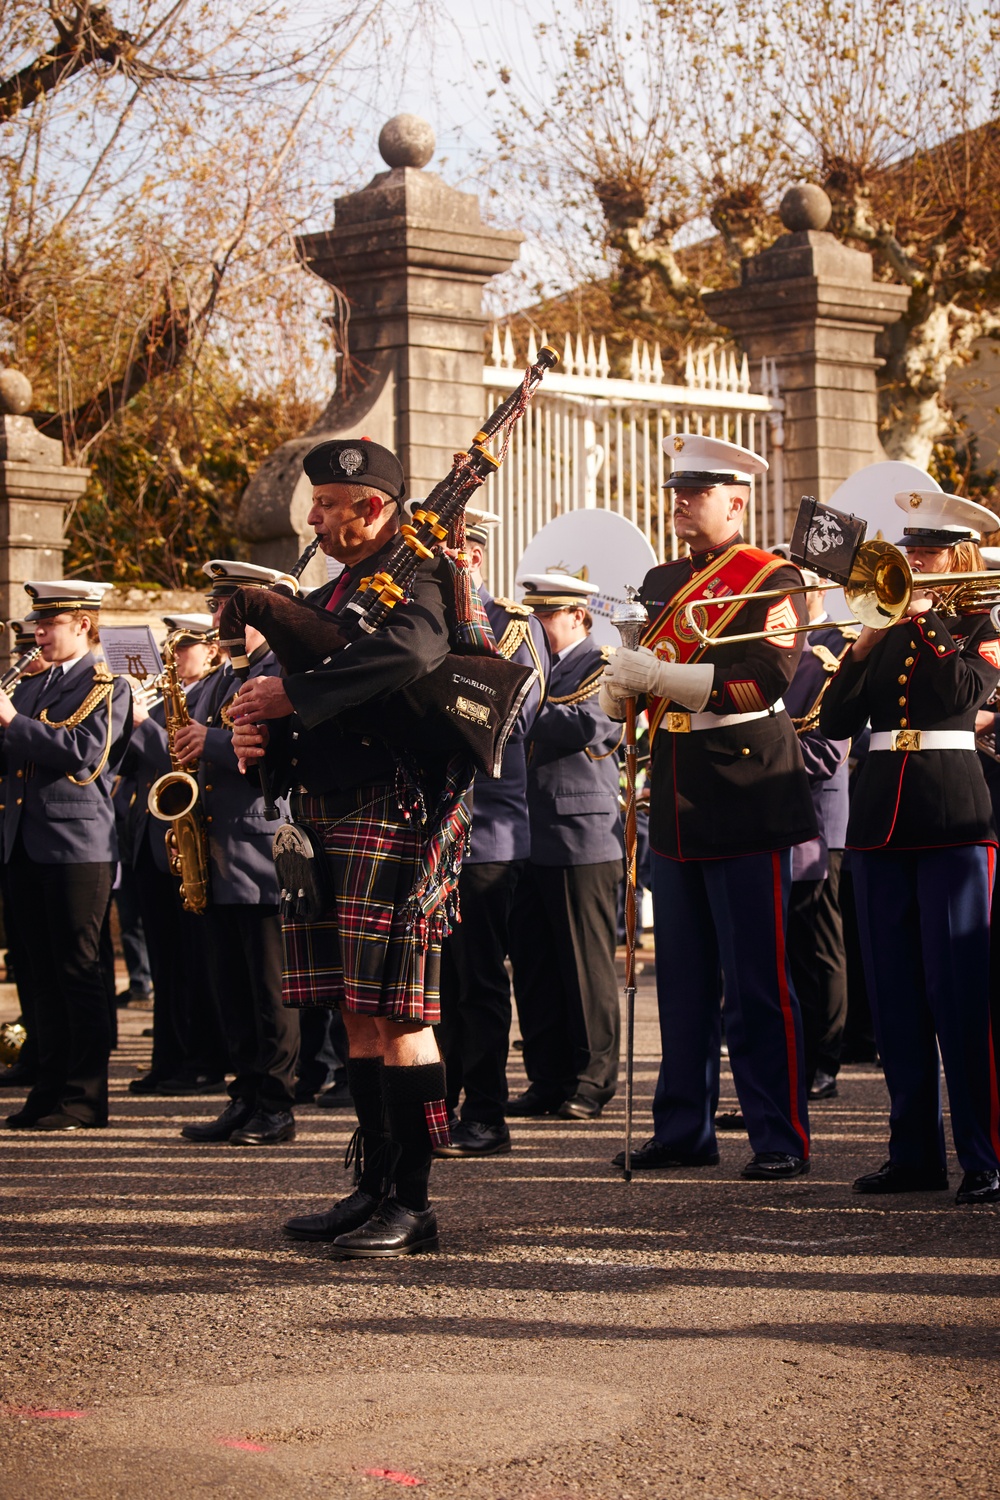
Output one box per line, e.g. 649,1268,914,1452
665,711,691,733
891,729,922,752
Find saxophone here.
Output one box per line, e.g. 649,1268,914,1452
147,630,214,914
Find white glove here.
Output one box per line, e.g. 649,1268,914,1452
603,647,715,712
598,680,628,720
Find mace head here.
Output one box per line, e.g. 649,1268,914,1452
612,585,648,651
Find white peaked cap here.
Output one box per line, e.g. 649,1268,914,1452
663,433,768,487
517,570,602,606
893,490,1000,541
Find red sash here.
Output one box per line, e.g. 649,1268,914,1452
643,545,790,743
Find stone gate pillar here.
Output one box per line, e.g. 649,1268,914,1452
0,369,89,665
237,115,523,583
704,185,911,527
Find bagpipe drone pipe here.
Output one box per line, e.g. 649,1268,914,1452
220,345,558,781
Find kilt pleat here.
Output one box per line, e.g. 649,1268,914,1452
280,785,442,1023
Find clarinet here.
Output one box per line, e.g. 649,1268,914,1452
1,647,42,691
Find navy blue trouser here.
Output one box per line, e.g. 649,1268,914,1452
852,845,1000,1176
651,848,810,1160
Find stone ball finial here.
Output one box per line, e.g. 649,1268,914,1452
0,368,32,415
378,114,435,170
779,183,832,233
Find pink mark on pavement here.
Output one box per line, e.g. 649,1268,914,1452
363,1468,424,1487
215,1437,271,1452
1,1405,86,1420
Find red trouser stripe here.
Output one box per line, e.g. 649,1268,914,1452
986,846,1000,1162
771,850,809,1159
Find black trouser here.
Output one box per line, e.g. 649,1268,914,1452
787,848,849,1084
205,903,299,1110
0,862,39,1075
438,858,524,1126
297,1007,347,1092
133,841,227,1080
839,862,879,1063
508,859,622,1107
5,844,114,1125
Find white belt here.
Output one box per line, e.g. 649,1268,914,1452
870,730,975,752
661,699,785,733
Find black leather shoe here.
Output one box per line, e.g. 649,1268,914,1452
852,1160,948,1194
315,1080,353,1109
611,1138,720,1169
229,1108,296,1146
284,1189,380,1241
506,1089,563,1117
331,1197,438,1257
32,1112,102,1132
955,1169,1000,1205
557,1096,604,1121
159,1073,227,1096
714,1110,745,1131
128,1071,164,1095
809,1070,839,1100
180,1098,253,1143
741,1152,810,1180
6,1107,43,1129
0,1063,37,1088
434,1120,511,1157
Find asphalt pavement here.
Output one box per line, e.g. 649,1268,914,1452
1,958,998,1499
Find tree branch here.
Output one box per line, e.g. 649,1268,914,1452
0,3,146,123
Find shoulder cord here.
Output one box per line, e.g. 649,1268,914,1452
495,617,528,660
586,722,626,760
549,666,607,707
38,666,117,786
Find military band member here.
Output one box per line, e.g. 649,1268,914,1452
232,438,455,1256
127,614,225,1095
435,508,551,1157
1,580,132,1131
821,490,1000,1205
507,572,623,1121
601,435,815,1179
780,567,853,1100
179,565,299,1147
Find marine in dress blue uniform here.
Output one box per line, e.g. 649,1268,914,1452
435,508,551,1156
602,435,816,1180
179,564,299,1147
507,572,624,1121
781,573,854,1098
1,580,132,1130
820,488,1000,1205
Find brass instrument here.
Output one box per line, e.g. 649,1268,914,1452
682,539,1000,648
146,629,216,914
0,1021,26,1066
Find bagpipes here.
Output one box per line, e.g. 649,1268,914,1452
220,346,558,792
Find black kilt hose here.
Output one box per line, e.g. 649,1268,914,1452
280,785,444,1024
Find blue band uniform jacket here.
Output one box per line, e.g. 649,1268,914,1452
639,548,817,860
467,587,550,865
526,638,623,867
194,648,288,904
784,621,854,881
0,653,133,864
127,669,221,877
820,608,1000,850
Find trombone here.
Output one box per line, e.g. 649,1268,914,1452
682,539,1000,647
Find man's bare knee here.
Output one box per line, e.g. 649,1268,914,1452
342,1011,383,1058
375,1018,440,1067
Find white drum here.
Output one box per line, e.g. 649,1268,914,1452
514,510,658,648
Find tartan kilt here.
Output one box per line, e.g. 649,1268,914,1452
280,785,441,1024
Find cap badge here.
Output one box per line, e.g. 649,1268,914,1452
673,436,685,452
339,448,364,476
909,493,922,509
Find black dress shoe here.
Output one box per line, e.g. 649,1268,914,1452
284,1189,380,1241
229,1108,296,1146
158,1074,227,1096
611,1138,720,1169
315,1080,353,1109
434,1120,511,1157
32,1112,102,1132
180,1098,253,1143
852,1160,948,1194
808,1070,839,1100
128,1071,164,1096
741,1152,810,1180
6,1107,43,1129
331,1197,438,1257
557,1096,604,1121
506,1089,563,1117
0,1063,37,1089
714,1110,745,1131
955,1169,1000,1205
